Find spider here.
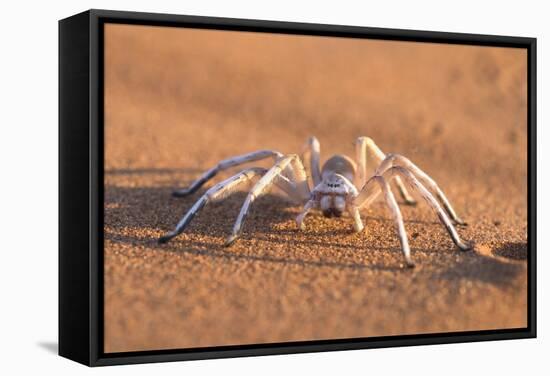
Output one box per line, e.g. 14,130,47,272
159,136,472,267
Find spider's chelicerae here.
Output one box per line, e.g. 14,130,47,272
159,136,472,267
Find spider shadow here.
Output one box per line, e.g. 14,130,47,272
435,241,527,287
492,242,528,260
253,230,449,256
156,238,404,272
364,215,441,226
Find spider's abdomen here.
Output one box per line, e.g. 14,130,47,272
321,154,356,182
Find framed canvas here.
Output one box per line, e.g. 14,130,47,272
59,9,536,366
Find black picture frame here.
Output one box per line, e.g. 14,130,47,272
59,9,537,367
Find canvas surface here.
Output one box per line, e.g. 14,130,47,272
103,24,528,352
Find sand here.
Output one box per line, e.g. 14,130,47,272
103,24,528,353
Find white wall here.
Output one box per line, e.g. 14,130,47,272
0,0,546,374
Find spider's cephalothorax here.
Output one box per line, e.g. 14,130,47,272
159,136,472,267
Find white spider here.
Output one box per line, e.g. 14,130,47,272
159,136,472,267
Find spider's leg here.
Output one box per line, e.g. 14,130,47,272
173,150,282,197
302,136,322,187
225,155,309,246
384,166,471,249
375,153,467,226
159,167,267,243
355,166,472,252
286,154,311,201
355,137,416,205
264,153,311,204
274,173,308,204
353,175,414,267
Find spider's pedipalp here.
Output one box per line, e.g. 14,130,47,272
347,204,364,233
172,150,282,197
296,199,317,230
